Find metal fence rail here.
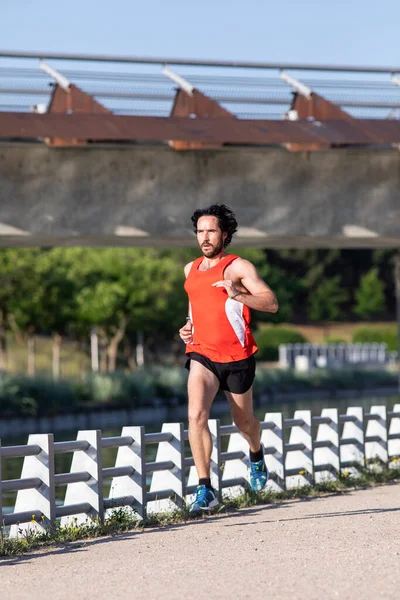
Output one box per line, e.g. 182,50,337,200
1,403,400,537
2,51,400,119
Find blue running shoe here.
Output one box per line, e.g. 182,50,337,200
189,485,219,514
249,454,269,492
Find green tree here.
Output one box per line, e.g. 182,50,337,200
234,249,303,325
74,248,187,371
0,249,42,371
308,276,349,338
354,268,386,319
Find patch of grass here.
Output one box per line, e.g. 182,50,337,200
2,465,400,558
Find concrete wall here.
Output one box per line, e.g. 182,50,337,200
0,143,399,248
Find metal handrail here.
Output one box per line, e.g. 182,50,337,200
0,51,398,73
145,432,173,445
260,421,275,431
221,424,239,436
364,414,380,421
286,467,310,477
146,489,176,502
365,435,382,443
339,415,358,423
2,87,400,110
1,444,41,458
314,463,336,473
221,451,245,462
340,437,362,446
101,436,134,449
145,460,175,474
55,503,91,518
103,466,134,479
3,509,44,526
104,496,135,510
2,477,42,492
286,442,306,452
314,440,333,449
388,411,400,418
312,417,333,425
284,419,305,429
221,476,247,488
54,440,90,454
55,471,91,486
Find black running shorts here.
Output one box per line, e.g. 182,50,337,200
185,352,256,394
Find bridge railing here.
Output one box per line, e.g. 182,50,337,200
1,402,400,537
279,342,397,370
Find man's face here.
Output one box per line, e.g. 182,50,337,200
196,216,227,258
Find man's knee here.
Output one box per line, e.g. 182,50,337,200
234,413,257,435
188,407,209,428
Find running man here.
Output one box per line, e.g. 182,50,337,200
179,204,279,514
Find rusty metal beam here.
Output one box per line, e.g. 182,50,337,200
291,92,354,121
281,71,356,151
1,113,399,146
286,92,355,151
169,88,235,150
164,65,234,150
46,83,111,147
39,59,111,146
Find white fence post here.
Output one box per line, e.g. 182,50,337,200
108,426,146,519
340,407,365,475
262,412,285,492
365,405,388,466
285,410,313,489
147,423,186,514
222,425,249,499
10,433,55,537
388,404,400,467
61,430,103,526
314,409,339,483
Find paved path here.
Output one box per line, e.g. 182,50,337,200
2,484,400,600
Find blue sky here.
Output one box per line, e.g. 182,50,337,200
2,0,399,66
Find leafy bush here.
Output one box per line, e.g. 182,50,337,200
149,366,187,403
253,366,397,395
254,327,308,361
0,374,78,417
325,337,347,345
80,371,156,405
352,326,398,352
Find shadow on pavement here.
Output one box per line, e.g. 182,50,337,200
2,489,385,564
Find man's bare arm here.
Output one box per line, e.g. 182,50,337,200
212,258,278,313
179,261,194,343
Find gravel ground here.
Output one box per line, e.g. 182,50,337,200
2,484,400,600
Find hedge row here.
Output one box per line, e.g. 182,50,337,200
0,365,397,418
255,325,398,361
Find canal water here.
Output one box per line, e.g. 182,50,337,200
2,393,399,512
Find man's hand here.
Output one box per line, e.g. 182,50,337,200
179,319,193,344
212,279,240,299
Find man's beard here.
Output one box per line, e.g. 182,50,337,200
201,239,224,258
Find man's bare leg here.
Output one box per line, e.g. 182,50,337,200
187,360,220,480
225,386,268,491
225,386,261,451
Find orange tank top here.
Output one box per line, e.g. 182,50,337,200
184,254,258,363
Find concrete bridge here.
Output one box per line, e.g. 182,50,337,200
1,143,400,248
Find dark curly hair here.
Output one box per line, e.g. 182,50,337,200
191,204,238,247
